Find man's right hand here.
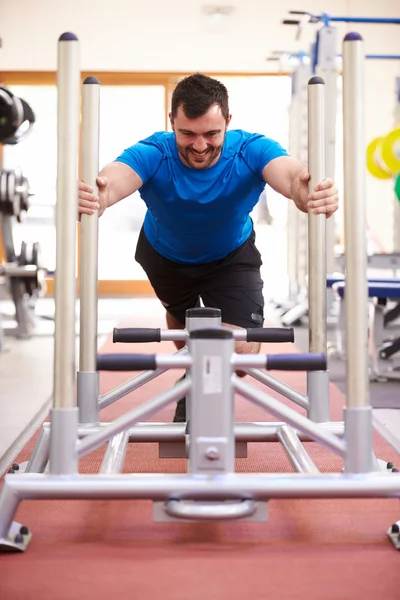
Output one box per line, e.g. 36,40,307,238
78,176,109,218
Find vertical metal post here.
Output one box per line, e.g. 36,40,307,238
306,76,330,423
49,33,80,475
287,62,311,301
184,307,222,423
316,26,338,277
188,329,235,474
342,33,374,473
77,77,101,425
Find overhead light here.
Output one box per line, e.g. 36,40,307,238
202,5,236,32
202,5,236,16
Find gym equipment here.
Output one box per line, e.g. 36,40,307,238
276,23,338,327
367,129,400,179
0,168,45,343
280,12,400,327
1,31,400,554
283,11,400,31
331,278,400,380
0,168,32,222
0,86,35,145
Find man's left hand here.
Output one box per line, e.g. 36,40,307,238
299,172,339,218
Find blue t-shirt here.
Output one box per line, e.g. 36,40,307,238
115,130,288,263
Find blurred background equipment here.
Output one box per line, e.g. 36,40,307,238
0,85,35,145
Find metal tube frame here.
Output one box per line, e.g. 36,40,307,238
2,30,399,553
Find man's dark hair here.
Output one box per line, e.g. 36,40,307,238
171,73,229,121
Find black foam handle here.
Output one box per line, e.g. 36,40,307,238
113,328,161,343
246,328,294,343
289,10,307,14
97,353,157,371
282,19,300,24
266,353,327,371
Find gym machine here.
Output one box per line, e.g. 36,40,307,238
0,31,400,553
0,84,47,345
280,11,400,328
0,86,35,146
0,169,47,346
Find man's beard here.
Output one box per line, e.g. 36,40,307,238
177,142,223,169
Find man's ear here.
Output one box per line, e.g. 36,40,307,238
169,112,174,130
226,114,232,129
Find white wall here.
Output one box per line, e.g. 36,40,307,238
1,0,400,248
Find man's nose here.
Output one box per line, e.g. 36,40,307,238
192,137,207,152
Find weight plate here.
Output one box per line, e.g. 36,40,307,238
381,128,400,175
20,176,30,212
32,242,40,267
0,170,8,209
19,241,28,266
395,174,400,202
7,170,19,218
366,138,392,179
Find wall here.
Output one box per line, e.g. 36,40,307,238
1,0,399,248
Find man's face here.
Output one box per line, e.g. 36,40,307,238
169,104,231,170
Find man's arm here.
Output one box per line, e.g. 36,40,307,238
98,162,143,208
79,161,143,217
262,155,338,218
262,156,307,205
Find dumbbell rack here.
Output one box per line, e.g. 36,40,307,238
0,169,47,345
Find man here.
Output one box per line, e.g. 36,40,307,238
78,73,338,422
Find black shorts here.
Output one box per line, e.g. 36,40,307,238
135,227,264,329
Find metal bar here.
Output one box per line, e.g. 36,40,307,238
160,330,188,341
53,33,80,409
342,34,369,410
99,431,129,474
25,427,50,473
0,264,39,277
244,367,309,410
4,472,400,501
79,77,100,372
76,379,191,458
329,16,400,24
233,377,346,456
98,348,188,410
99,368,166,409
307,76,327,354
69,420,345,443
153,355,191,369
277,425,320,473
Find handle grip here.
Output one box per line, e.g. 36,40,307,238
289,10,308,14
266,353,327,371
97,353,157,371
282,19,300,25
113,328,161,343
164,499,257,521
246,328,294,343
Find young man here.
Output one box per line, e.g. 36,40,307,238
78,73,339,422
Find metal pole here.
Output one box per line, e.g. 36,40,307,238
306,76,330,423
79,77,100,372
234,377,345,456
342,32,373,473
307,76,327,353
49,33,80,475
77,76,101,425
53,33,80,411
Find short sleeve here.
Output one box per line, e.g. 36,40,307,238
242,135,289,179
115,140,163,185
